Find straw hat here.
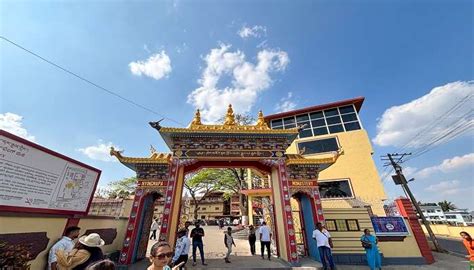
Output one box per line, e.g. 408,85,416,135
79,233,105,247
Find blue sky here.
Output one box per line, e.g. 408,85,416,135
1,1,473,209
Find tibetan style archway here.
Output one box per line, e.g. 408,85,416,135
111,105,339,265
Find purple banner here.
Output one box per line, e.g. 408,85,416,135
371,217,409,236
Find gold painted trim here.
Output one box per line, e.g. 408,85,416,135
110,147,172,164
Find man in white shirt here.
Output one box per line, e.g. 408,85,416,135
48,226,80,270
312,222,335,270
150,219,159,240
172,228,191,269
258,221,272,260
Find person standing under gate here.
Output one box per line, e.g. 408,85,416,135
312,222,335,270
150,219,159,241
224,227,236,263
172,228,190,269
258,221,272,260
190,221,207,266
248,225,257,255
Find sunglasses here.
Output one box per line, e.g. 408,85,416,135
154,252,173,260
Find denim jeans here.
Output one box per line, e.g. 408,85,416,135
318,246,335,270
192,241,205,263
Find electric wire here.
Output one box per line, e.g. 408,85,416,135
0,35,185,127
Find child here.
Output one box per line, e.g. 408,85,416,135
224,227,236,263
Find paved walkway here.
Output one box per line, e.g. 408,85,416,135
137,227,470,270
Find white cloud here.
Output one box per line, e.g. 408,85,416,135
402,166,418,176
129,51,172,80
373,81,474,147
425,180,462,196
275,92,297,113
238,25,267,39
0,112,35,141
187,44,289,123
77,141,119,162
415,153,474,178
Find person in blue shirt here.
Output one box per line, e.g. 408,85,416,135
172,228,190,269
360,229,382,270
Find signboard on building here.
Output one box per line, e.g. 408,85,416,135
370,217,409,236
0,130,101,215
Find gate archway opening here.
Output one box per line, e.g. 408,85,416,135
111,105,340,266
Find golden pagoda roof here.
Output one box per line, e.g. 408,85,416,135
285,152,340,166
155,105,299,135
110,147,172,165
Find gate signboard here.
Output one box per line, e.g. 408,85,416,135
0,130,101,215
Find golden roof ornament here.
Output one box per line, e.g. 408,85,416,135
191,109,202,126
224,104,237,126
256,110,269,128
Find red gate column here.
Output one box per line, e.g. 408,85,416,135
119,188,147,265
311,186,325,224
158,158,181,246
271,160,299,265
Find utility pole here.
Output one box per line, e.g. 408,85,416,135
383,153,443,252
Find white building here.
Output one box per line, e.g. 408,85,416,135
444,209,473,226
419,204,446,224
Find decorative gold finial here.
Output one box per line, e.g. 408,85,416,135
191,109,202,126
224,104,236,126
256,110,268,128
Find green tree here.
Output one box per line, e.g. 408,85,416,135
438,200,457,212
184,169,220,220
106,176,137,199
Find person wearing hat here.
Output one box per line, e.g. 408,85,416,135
56,233,105,270
171,228,190,269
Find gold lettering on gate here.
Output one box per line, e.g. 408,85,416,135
137,181,167,187
289,181,317,187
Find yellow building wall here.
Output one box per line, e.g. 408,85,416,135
286,129,387,216
78,217,128,254
0,216,68,270
324,208,422,258
0,215,128,269
422,224,474,238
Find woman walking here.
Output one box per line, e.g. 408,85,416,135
248,225,257,255
460,231,474,269
360,229,382,270
224,227,236,263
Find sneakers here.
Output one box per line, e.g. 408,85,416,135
192,262,197,266
224,258,231,263
202,262,208,266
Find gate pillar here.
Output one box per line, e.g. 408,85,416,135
271,160,299,265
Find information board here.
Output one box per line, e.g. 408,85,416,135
370,217,409,236
0,130,101,215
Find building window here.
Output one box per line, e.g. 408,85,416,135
215,207,219,210
326,219,360,231
202,207,206,211
335,220,348,231
318,179,353,199
297,138,339,155
270,104,361,136
326,220,337,231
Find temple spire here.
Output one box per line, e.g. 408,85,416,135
191,109,202,126
224,104,236,126
256,110,268,128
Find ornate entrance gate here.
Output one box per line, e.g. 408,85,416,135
111,105,339,265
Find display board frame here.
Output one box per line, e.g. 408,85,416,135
0,130,101,216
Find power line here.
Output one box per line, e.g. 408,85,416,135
398,93,473,153
403,110,473,162
0,35,185,127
